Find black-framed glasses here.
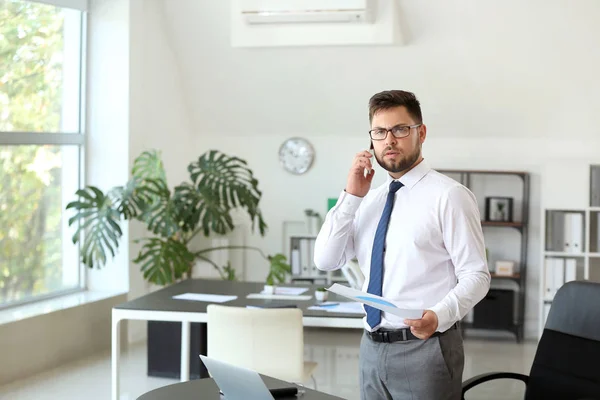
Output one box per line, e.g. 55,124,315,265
368,124,422,141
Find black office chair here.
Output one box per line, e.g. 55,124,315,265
462,280,600,400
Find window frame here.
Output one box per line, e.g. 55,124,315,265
0,1,88,310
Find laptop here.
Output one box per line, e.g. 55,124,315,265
199,355,275,400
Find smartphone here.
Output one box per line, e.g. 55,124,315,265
366,142,374,176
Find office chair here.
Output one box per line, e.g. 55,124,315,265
462,280,600,400
206,305,318,389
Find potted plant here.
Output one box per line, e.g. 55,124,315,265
263,253,291,294
315,287,328,302
65,149,279,378
66,149,270,282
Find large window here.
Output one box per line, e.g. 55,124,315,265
0,0,86,307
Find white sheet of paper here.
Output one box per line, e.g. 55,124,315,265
260,286,308,296
326,284,423,319
172,293,237,303
246,293,312,300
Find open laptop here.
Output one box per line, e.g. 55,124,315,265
199,355,275,400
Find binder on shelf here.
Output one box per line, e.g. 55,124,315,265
549,212,565,252
564,258,577,283
544,257,567,300
563,212,583,253
552,258,565,297
291,245,301,275
289,236,329,281
544,258,555,301
299,238,310,276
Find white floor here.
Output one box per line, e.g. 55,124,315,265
1,328,537,400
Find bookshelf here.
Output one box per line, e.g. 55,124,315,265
287,235,348,285
438,169,530,342
540,165,600,336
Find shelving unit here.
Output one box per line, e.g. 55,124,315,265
287,235,347,286
438,169,530,342
540,165,600,336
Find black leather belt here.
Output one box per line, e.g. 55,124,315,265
366,323,457,343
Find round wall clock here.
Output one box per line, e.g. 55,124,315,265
278,137,315,175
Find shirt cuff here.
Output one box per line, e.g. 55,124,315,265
334,190,363,215
429,302,455,333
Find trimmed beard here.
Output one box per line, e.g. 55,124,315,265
375,144,421,173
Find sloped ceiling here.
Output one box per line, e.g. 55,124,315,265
159,0,600,138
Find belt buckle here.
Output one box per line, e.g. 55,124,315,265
382,331,389,343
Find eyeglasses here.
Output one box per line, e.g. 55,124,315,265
368,124,422,141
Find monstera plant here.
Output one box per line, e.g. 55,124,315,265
65,149,290,285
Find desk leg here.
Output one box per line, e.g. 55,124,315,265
111,314,121,400
180,321,191,382
199,323,208,378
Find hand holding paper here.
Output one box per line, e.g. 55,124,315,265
404,310,439,340
326,283,423,320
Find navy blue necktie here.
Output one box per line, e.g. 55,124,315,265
366,180,404,329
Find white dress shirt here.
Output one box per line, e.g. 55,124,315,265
314,159,491,332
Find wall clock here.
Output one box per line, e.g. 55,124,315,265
278,137,315,175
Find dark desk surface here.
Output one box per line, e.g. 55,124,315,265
137,375,346,400
115,278,363,320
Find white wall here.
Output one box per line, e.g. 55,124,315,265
162,0,600,140
125,0,195,343
0,294,127,386
146,0,600,339
86,0,132,293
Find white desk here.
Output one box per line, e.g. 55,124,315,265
112,279,363,400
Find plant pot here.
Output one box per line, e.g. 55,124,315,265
263,284,275,295
315,290,328,302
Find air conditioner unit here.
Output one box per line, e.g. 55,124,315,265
241,0,374,25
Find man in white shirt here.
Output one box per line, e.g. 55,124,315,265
314,90,491,400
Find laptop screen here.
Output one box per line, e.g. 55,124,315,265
199,355,275,400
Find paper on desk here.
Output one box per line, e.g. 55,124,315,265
260,286,308,296
247,293,312,300
307,302,365,314
172,293,237,303
326,284,423,319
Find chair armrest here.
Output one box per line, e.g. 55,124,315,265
462,372,529,398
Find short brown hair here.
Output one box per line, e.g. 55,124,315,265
368,90,422,124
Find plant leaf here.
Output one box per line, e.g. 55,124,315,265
138,179,180,238
171,182,202,233
266,253,291,285
65,186,123,269
107,178,155,220
134,237,194,285
187,150,267,236
132,150,167,182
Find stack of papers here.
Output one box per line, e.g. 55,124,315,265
247,286,312,300
260,287,308,296
307,302,365,314
246,293,312,300
172,293,237,303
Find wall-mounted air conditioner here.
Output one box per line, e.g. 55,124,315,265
241,0,374,25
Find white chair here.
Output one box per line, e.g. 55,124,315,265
206,304,318,388
341,258,365,289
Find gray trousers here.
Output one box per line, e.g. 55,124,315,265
359,327,464,400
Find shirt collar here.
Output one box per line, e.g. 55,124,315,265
386,159,431,189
